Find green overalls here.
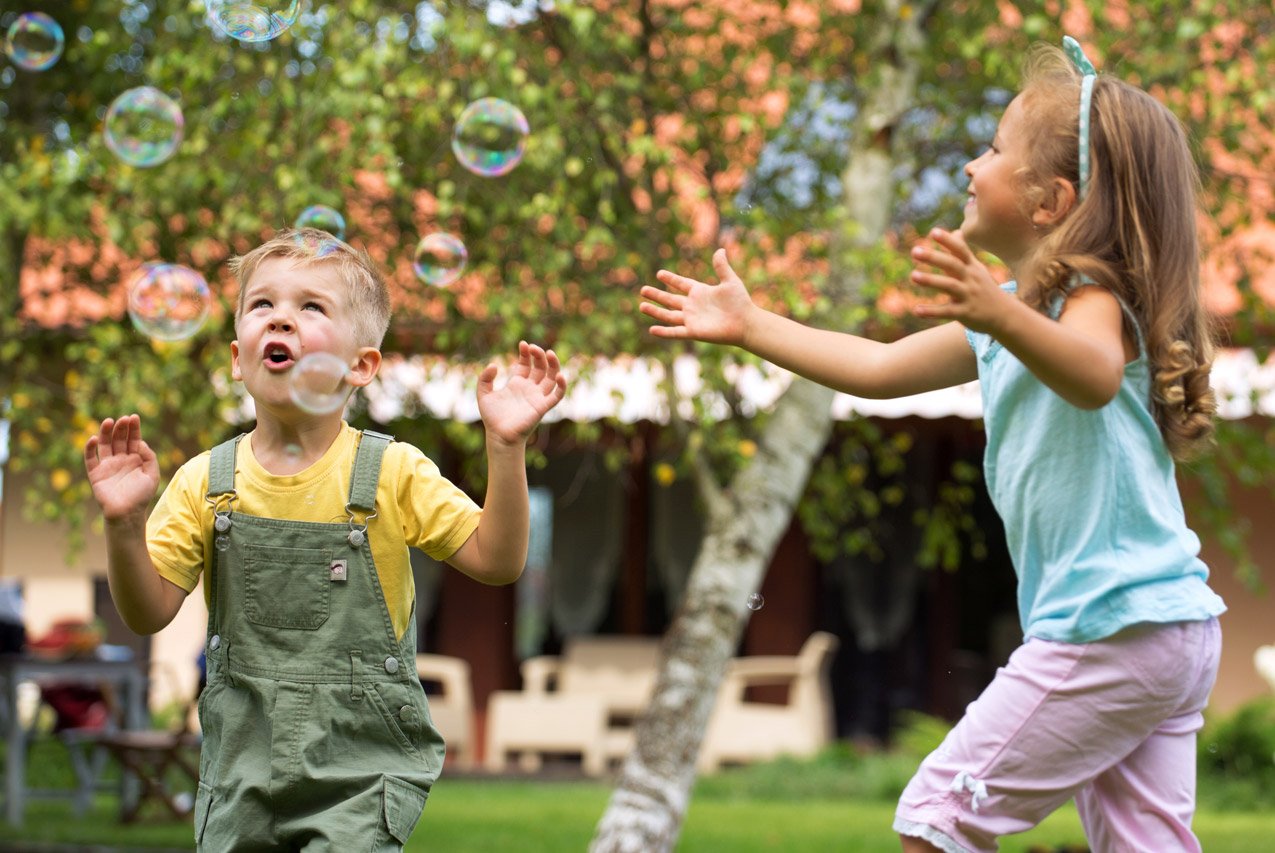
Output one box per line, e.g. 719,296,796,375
194,431,445,852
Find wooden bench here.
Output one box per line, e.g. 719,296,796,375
415,653,476,770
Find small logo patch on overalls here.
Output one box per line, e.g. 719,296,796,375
329,559,349,582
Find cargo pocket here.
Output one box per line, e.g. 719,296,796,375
382,775,429,844
193,781,215,846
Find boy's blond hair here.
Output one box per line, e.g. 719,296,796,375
229,227,392,349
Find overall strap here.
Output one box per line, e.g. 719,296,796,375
207,434,245,498
348,430,393,511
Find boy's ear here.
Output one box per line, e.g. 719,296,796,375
1033,177,1078,230
344,347,382,388
230,340,243,381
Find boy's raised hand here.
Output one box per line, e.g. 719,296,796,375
910,228,1013,335
476,342,568,446
83,414,160,521
641,248,755,347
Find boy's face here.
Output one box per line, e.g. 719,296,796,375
231,256,380,417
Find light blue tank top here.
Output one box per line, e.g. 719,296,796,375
967,282,1225,643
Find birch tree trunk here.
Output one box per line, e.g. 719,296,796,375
590,4,933,851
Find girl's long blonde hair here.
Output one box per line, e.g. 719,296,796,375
1015,43,1216,461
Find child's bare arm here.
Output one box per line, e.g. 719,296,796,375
447,343,566,585
912,229,1126,409
83,415,186,634
641,248,977,396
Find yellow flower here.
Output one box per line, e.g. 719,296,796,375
35,417,53,434
737,439,758,459
51,468,72,491
654,462,677,487
844,464,867,486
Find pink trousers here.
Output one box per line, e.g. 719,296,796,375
894,618,1222,852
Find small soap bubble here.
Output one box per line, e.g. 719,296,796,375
215,535,231,552
289,351,351,414
283,442,303,458
5,12,64,71
452,97,529,177
413,232,467,288
127,263,211,342
746,593,765,611
294,205,345,239
104,86,185,167
207,0,302,43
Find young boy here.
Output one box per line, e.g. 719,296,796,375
83,228,567,850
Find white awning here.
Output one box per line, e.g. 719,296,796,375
342,348,1274,425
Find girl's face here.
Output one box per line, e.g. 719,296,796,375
960,95,1040,266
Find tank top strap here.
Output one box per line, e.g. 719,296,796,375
207,434,246,498
348,430,393,511
1055,273,1146,361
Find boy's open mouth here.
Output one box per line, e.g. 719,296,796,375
263,341,295,371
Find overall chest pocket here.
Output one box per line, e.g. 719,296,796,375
243,544,332,629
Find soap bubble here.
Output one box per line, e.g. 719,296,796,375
104,86,184,168
413,232,467,288
5,12,64,71
294,205,345,239
452,97,529,177
746,593,765,611
127,263,211,342
207,0,303,43
289,352,351,414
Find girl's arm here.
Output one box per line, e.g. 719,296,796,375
642,249,978,397
912,229,1127,409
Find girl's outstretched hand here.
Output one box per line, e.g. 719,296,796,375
83,414,160,521
476,341,568,446
910,228,1014,335
641,248,755,347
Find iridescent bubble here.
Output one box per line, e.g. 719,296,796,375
104,86,185,168
127,263,211,342
451,97,529,177
289,352,351,414
294,205,345,239
746,593,765,611
5,12,64,71
413,232,467,288
207,0,303,43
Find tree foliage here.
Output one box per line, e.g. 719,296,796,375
2,0,1273,567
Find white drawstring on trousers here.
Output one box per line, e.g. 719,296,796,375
949,770,990,813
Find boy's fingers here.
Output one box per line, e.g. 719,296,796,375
110,417,131,457
83,436,100,472
127,415,143,456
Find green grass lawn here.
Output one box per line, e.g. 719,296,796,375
2,738,1271,850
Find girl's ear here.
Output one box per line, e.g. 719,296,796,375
1033,176,1078,230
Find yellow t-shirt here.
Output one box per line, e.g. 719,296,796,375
147,423,482,640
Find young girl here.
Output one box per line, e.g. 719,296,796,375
640,39,1225,853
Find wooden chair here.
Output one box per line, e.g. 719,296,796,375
62,661,201,822
484,635,662,775
415,653,476,770
698,631,840,773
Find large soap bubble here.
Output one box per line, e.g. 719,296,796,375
207,1,303,43
452,97,529,177
294,205,345,240
5,12,64,71
289,352,351,414
127,263,211,342
104,87,185,168
413,232,467,288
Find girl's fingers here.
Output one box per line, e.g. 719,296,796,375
711,248,740,285
910,270,959,293
911,245,966,276
640,285,685,311
526,344,547,384
929,228,974,262
654,270,702,295
639,302,684,326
